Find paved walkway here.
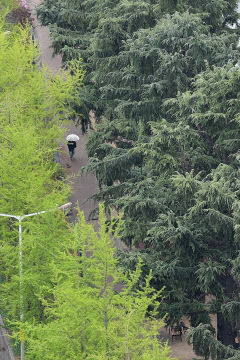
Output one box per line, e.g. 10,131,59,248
0,315,15,360
27,0,128,254
58,126,99,221
28,0,62,72
28,0,99,222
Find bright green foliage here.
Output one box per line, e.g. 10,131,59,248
0,0,16,11
19,205,172,360
0,24,84,215
0,22,84,335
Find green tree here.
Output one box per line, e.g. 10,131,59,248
117,64,240,354
83,7,239,353
0,21,84,340
37,0,239,117
158,0,239,29
83,5,239,216
20,206,173,360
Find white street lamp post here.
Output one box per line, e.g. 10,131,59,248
0,202,72,360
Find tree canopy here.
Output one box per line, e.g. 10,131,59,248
37,0,240,117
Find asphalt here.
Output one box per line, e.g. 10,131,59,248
59,126,99,221
28,0,99,221
0,315,15,360
27,0,126,254
28,0,62,72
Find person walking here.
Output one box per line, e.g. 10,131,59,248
67,140,76,160
80,118,88,135
66,134,80,160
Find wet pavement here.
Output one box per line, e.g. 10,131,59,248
0,315,15,360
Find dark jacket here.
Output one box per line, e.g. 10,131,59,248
67,141,77,151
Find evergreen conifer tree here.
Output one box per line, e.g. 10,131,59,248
116,64,240,354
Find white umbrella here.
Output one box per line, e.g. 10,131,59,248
66,134,80,141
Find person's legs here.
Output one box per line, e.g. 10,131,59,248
81,119,85,135
69,149,73,160
84,119,88,133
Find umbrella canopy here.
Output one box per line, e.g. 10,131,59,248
66,134,80,142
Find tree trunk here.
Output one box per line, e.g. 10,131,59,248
217,312,236,347
217,274,237,348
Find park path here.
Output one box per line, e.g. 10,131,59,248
28,0,99,222
0,315,15,360
28,0,62,73
28,0,126,255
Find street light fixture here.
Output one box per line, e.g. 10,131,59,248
0,202,72,360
